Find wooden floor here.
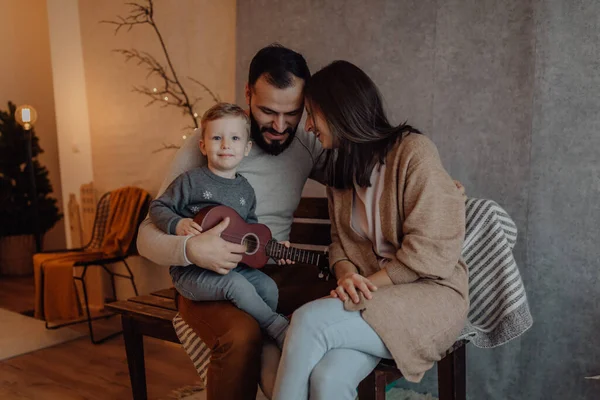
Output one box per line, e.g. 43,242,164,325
0,275,200,400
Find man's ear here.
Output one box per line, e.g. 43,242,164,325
199,138,207,156
245,83,251,106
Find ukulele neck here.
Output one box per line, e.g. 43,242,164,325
266,240,324,266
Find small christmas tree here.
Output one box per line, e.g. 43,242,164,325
0,101,62,238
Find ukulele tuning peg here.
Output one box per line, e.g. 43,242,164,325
318,272,324,279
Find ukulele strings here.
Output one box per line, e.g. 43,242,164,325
216,232,321,259
219,232,296,253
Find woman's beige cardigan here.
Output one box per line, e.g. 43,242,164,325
327,133,469,382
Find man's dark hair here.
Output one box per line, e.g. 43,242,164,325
248,44,311,88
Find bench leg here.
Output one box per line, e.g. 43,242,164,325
122,315,147,400
438,344,466,400
358,370,387,400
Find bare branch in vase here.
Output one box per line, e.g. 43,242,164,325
102,0,219,151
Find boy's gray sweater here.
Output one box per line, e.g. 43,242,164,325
149,166,257,235
137,129,324,268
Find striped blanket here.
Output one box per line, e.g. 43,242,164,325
458,198,533,347
173,197,533,384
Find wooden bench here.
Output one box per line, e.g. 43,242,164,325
108,288,179,400
108,197,466,400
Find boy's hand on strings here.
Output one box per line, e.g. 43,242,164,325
176,218,203,236
276,241,296,265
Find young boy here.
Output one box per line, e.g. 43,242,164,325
149,103,288,348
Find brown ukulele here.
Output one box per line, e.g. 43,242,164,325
193,205,330,279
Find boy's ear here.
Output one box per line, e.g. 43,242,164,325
244,140,252,156
199,138,207,156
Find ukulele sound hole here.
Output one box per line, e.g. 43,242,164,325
242,233,259,255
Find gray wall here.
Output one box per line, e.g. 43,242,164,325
236,1,600,399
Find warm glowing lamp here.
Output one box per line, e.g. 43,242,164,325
15,104,38,131
15,104,41,252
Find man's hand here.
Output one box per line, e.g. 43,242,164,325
185,217,246,275
331,272,377,304
176,218,203,236
276,241,296,265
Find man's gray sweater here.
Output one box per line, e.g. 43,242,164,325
149,166,257,235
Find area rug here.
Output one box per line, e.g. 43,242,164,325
0,307,85,361
173,385,437,400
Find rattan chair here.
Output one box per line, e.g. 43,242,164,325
39,190,150,344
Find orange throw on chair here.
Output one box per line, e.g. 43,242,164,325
101,187,151,257
34,187,151,322
33,251,103,321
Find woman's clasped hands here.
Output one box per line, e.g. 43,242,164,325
331,271,378,304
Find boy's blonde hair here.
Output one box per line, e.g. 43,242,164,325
200,103,251,138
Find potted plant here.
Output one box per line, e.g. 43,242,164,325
0,101,62,275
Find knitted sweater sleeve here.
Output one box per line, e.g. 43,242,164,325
385,139,465,284
137,132,205,267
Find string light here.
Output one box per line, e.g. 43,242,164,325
164,96,169,101
152,88,157,92
194,127,198,131
182,135,187,140
193,113,198,118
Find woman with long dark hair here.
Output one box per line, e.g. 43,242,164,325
272,61,469,400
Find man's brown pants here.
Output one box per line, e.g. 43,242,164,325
177,264,336,400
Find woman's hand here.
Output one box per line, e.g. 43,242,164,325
176,218,203,236
331,272,377,303
276,241,296,265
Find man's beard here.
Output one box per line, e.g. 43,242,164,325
249,110,297,156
